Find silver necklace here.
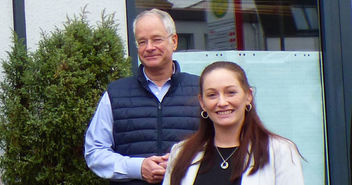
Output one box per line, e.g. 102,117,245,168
215,146,238,170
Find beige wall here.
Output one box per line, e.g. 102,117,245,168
0,1,128,184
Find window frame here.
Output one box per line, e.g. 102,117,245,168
125,0,352,184
319,0,352,184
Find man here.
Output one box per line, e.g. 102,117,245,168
84,9,200,185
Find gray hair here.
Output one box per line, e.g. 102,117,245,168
133,8,176,36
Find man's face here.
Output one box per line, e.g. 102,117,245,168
134,14,178,71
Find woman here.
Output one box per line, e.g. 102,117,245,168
162,61,304,185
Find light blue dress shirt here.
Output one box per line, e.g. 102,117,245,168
84,72,171,180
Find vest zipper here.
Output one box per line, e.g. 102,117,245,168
157,102,162,155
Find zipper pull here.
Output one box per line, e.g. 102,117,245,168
158,103,162,110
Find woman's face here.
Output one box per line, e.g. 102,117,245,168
199,68,252,129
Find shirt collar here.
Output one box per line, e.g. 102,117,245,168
143,62,175,83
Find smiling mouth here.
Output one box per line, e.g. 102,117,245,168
144,55,160,59
217,110,233,115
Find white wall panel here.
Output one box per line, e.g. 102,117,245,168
0,0,14,80
174,51,325,185
25,0,127,53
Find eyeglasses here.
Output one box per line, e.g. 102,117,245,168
136,34,173,48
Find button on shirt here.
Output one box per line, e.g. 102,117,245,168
84,72,171,180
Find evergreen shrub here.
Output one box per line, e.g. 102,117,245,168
0,10,131,185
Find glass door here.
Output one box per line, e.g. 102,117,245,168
130,0,324,184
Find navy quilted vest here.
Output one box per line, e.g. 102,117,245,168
107,61,200,158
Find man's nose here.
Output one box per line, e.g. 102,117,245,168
145,40,155,50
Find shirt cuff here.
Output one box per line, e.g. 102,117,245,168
126,157,145,180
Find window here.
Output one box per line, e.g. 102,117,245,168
134,0,319,51
177,33,195,51
130,0,325,184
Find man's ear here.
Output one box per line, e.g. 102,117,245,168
171,34,178,51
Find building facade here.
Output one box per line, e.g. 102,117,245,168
0,0,351,184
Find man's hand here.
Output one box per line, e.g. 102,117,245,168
159,153,169,169
141,154,169,184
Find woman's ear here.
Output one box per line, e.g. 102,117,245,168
198,94,205,111
247,87,254,104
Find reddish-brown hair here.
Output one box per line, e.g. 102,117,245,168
170,61,277,185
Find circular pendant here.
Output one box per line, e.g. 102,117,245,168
220,161,229,169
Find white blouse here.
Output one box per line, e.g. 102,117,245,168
162,136,305,185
